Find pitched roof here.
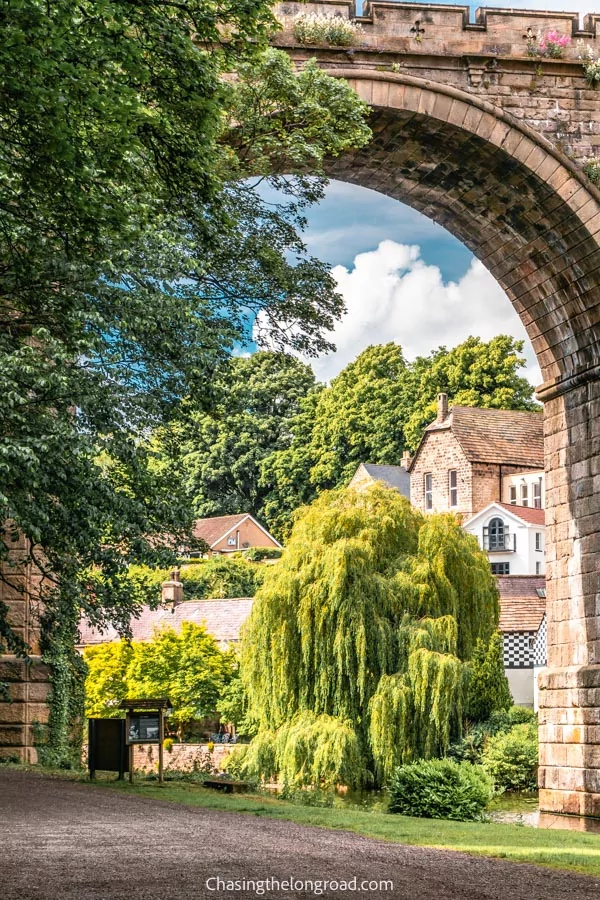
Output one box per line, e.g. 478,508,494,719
78,598,254,648
497,575,546,632
192,514,250,547
410,406,544,470
494,502,545,526
360,464,410,497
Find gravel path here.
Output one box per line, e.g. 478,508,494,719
1,769,599,900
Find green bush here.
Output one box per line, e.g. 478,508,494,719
388,758,493,821
242,547,282,562
482,723,538,792
163,737,174,754
448,707,537,765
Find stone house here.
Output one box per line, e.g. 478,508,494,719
190,513,281,556
408,395,544,519
349,462,410,499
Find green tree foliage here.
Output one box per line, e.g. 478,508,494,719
260,336,538,537
154,352,318,523
128,557,265,603
0,2,370,744
402,335,539,451
84,624,235,737
465,633,513,723
241,485,500,787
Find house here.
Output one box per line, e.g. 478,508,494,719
463,502,546,576
349,462,410,499
408,394,544,518
497,575,547,708
189,513,281,556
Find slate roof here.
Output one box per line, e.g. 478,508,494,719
411,406,544,470
360,464,410,498
192,514,251,548
494,502,545,526
78,598,254,648
497,575,546,632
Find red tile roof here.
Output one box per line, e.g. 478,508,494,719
413,406,544,469
78,598,254,648
497,575,546,632
495,502,545,526
192,514,250,548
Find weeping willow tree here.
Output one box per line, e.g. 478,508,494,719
240,485,503,787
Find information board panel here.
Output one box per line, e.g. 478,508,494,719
127,714,160,744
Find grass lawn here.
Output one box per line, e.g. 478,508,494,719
7,764,600,878
87,775,600,878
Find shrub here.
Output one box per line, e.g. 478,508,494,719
242,547,282,562
389,758,493,821
483,722,538,792
163,738,174,754
292,13,362,48
583,158,600,186
464,632,512,723
448,707,536,764
508,705,537,726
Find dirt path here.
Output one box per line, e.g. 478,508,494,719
1,769,599,900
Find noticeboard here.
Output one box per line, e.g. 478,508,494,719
126,713,161,744
88,719,128,778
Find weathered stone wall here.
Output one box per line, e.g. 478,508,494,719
538,378,600,816
410,426,472,516
132,742,233,775
276,2,600,163
0,536,51,763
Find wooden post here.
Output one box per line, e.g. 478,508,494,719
158,709,164,784
129,733,134,784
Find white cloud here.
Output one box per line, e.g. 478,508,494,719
300,240,542,386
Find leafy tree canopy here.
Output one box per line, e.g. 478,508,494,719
0,1,371,667
240,485,504,787
84,623,235,735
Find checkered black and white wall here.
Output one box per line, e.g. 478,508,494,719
533,615,547,667
503,631,537,669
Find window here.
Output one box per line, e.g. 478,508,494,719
536,561,542,575
520,483,529,507
449,470,458,507
487,516,505,550
491,562,510,575
227,537,236,546
535,532,542,551
536,587,547,599
509,485,517,505
424,473,433,510
533,479,542,509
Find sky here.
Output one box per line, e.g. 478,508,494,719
287,180,542,387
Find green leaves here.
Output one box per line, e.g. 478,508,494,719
241,485,501,787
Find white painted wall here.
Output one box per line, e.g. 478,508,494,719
507,668,535,708
463,504,545,576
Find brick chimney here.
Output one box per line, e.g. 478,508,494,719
437,393,449,423
161,568,183,609
400,450,412,469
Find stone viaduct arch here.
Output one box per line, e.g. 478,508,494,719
0,0,599,820
276,2,600,817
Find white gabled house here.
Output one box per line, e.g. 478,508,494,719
462,501,546,577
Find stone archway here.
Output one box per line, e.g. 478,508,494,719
315,70,600,816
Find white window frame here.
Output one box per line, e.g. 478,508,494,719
424,473,433,510
449,469,458,508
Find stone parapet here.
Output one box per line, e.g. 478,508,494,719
275,2,600,58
